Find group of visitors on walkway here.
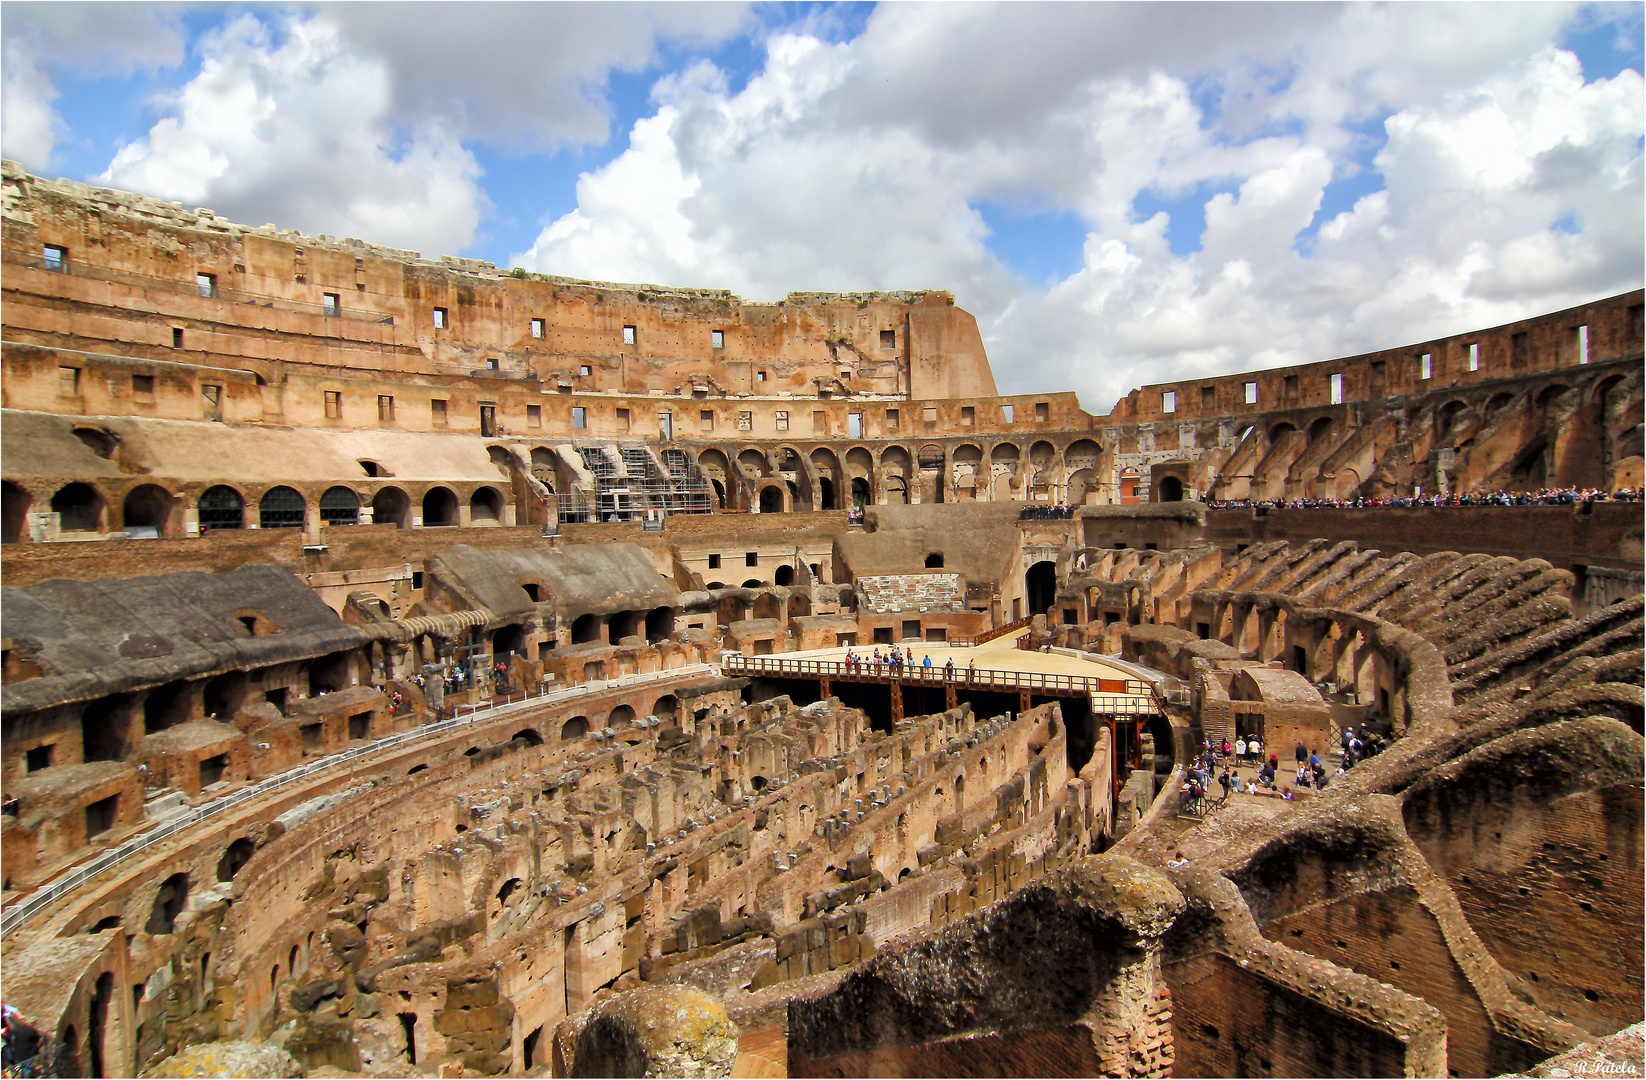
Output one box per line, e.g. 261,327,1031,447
1206,485,1641,511
1182,724,1392,815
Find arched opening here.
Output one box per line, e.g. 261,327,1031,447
1307,417,1334,445
925,552,944,568
1026,561,1058,616
608,704,635,730
143,682,189,733
2,481,29,544
653,694,678,719
121,484,175,538
773,565,795,586
789,593,811,617
1268,421,1297,442
497,878,523,906
145,873,189,935
51,482,105,533
469,486,503,525
217,837,255,881
513,728,544,747
884,475,909,504
1535,383,1573,411
258,486,306,530
1436,400,1469,438
816,476,836,510
750,775,768,792
1483,392,1515,422
202,671,244,720
89,971,114,1080
371,487,410,528
571,614,601,644
196,485,244,532
850,477,871,508
609,610,641,643
710,479,727,509
758,486,784,514
1157,476,1184,502
81,696,129,762
742,578,764,590
319,486,360,526
562,716,589,741
422,487,458,527
645,607,675,643
492,623,525,657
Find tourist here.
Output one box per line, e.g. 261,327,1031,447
1234,735,1247,763
1295,741,1307,766
905,646,915,665
922,654,932,668
1217,769,1232,802
1282,787,1295,802
944,657,955,677
1222,738,1232,761
1248,735,1261,764
1167,852,1190,869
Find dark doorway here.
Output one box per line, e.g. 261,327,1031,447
51,482,104,533
759,486,783,514
371,487,410,528
1158,476,1184,502
421,487,458,526
2,481,28,543
146,873,189,935
1025,561,1058,616
817,477,835,510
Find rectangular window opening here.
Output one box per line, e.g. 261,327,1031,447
202,384,221,410
431,399,448,426
43,244,68,272
1420,353,1432,380
923,406,937,423
133,374,155,401
322,292,339,316
615,407,629,432
433,307,448,329
1329,373,1344,405
622,325,637,346
1244,381,1258,405
885,408,899,429
712,330,724,349
1034,401,1049,421
1576,324,1589,364
880,329,896,349
813,410,827,434
1284,374,1299,397
738,411,752,432
572,407,586,430
531,317,545,339
699,409,715,432
1161,391,1176,414
708,554,720,570
745,552,759,567
325,390,342,419
527,404,542,428
196,272,217,298
58,366,80,395
172,328,184,349
775,410,789,431
1467,342,1479,371
486,357,500,371
961,406,975,426
579,365,591,376
1002,404,1014,423
847,412,862,438
756,370,767,382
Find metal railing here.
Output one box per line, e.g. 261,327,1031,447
721,653,1151,700
0,665,714,937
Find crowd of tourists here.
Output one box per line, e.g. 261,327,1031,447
1180,725,1389,815
841,647,973,680
1206,485,1641,510
1018,504,1078,520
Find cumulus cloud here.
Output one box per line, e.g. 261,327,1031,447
516,4,1643,412
0,2,186,169
101,13,484,257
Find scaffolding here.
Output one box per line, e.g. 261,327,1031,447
559,442,713,524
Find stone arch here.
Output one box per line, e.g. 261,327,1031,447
652,694,678,719
758,485,785,514
952,443,983,499
2,480,29,544
1067,468,1097,506
257,485,306,530
319,486,360,526
531,446,556,468
773,565,795,587
850,477,871,508
469,485,503,525
1064,438,1101,471
1268,421,1297,442
571,613,601,644
512,728,545,746
146,872,189,935
990,442,1020,469
738,448,771,478
925,552,944,568
217,837,255,881
1307,416,1334,445
1029,440,1057,470
120,483,177,537
1535,382,1574,410
562,716,589,741
608,704,636,730
1334,468,1362,500
1436,400,1469,437
371,486,410,528
1026,560,1058,616
1157,476,1185,502
645,607,675,643
421,486,458,527
609,610,642,643
1483,392,1516,422
195,485,243,532
1593,373,1627,405
50,481,105,533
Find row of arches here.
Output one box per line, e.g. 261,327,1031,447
1,480,513,541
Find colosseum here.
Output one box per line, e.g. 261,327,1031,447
1,158,1641,1079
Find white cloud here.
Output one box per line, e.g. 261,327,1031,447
518,5,1642,413
100,13,483,257
0,2,186,169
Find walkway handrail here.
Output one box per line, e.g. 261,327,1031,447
951,615,1034,648
722,653,1150,699
1,664,715,936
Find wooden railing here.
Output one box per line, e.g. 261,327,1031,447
949,615,1034,648
721,653,1155,704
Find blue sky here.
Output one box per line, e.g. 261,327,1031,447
4,2,1642,408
